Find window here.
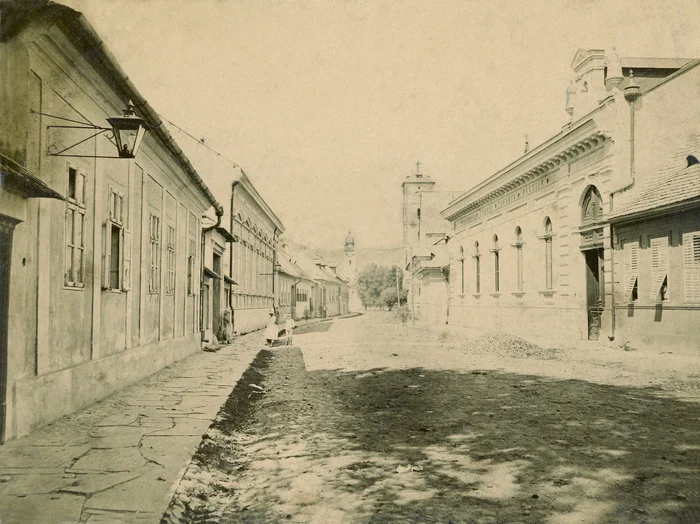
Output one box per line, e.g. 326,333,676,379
544,218,553,290
64,165,87,287
684,231,700,303
459,246,465,295
473,241,481,294
492,235,500,292
649,234,669,302
202,283,210,328
148,213,161,294
165,225,176,295
622,239,639,303
515,227,523,292
581,186,603,225
103,187,131,291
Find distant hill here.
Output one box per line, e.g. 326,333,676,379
284,239,404,272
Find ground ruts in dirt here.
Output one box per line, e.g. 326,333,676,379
163,345,700,523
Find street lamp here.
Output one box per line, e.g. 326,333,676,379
38,101,149,159
106,102,148,158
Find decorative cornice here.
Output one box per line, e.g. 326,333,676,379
443,129,609,227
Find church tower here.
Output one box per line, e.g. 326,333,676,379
344,230,356,284
402,161,435,266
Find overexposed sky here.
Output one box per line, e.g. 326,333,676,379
62,0,700,249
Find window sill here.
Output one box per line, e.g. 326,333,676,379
472,294,481,299
457,294,466,298
538,290,556,298
512,292,525,298
490,293,501,298
63,284,85,291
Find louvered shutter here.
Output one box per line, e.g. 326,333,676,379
684,232,700,302
649,235,669,301
622,240,639,302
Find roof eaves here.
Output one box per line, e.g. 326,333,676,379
6,3,225,216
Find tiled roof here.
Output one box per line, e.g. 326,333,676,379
610,135,700,221
1,154,65,200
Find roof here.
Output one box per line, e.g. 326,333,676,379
1,1,223,215
415,248,449,272
203,266,221,279
610,135,700,222
215,226,236,243
1,154,65,200
277,255,301,279
420,191,463,236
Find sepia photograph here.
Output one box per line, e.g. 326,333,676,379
1,0,700,522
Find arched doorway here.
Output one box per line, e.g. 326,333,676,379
580,186,605,340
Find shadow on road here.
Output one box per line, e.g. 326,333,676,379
166,349,700,523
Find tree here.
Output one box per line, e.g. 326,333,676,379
357,263,406,310
380,287,408,310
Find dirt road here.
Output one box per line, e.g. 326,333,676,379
163,313,700,523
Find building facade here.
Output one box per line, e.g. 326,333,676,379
0,2,222,440
437,49,699,347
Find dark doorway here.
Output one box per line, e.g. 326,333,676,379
584,248,605,340
212,252,222,336
0,217,18,444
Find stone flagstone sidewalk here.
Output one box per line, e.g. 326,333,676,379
0,333,265,524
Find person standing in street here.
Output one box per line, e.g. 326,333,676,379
264,311,277,347
284,314,296,346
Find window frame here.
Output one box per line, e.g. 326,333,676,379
148,212,161,294
64,164,87,289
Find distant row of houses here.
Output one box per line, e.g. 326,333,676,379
0,2,348,442
404,48,700,352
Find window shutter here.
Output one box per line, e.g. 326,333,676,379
103,222,111,289
123,229,132,291
108,187,114,221
683,232,700,302
649,235,669,300
623,240,638,274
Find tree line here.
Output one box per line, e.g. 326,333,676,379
356,263,408,310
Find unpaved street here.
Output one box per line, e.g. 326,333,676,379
164,313,700,523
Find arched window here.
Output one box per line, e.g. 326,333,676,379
581,186,603,225
544,217,553,290
515,227,524,292
474,241,481,294
492,235,500,292
459,246,465,295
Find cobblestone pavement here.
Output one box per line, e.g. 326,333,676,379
0,333,264,524
162,312,700,523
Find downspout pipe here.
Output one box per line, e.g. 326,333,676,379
608,73,642,342
229,181,238,334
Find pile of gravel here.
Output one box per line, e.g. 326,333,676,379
471,332,558,360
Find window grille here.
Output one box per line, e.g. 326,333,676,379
64,165,87,288
166,225,176,295
148,213,161,294
544,218,553,290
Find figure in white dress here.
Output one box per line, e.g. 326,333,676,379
264,312,277,347
284,314,296,346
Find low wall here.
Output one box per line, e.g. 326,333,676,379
448,303,590,345
233,307,269,335
9,333,201,439
615,306,700,353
